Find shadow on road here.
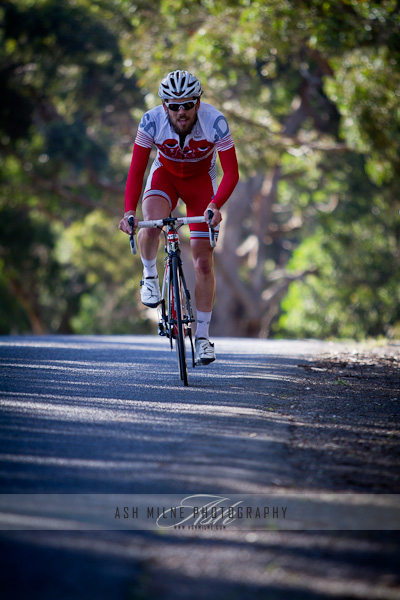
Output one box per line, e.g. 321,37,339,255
1,335,399,599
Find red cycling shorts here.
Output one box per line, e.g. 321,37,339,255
143,162,219,240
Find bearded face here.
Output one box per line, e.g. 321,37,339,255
164,98,200,136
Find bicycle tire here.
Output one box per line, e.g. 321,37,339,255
172,255,188,386
163,260,174,349
177,268,196,367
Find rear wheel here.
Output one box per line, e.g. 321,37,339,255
172,255,188,386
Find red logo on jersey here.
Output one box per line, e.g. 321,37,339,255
158,138,214,160
158,139,181,159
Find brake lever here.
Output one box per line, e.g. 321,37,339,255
207,209,217,248
128,216,137,255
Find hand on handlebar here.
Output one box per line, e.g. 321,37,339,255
119,213,138,235
204,203,222,228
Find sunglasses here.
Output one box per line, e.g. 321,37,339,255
167,101,197,111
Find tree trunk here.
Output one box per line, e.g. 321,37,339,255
7,279,47,334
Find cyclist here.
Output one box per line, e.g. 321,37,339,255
119,70,239,364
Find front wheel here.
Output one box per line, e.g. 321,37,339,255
171,255,188,386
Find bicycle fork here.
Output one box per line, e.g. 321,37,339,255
158,252,196,367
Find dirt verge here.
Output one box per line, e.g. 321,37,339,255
288,342,400,492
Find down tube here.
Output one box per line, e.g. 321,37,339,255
172,255,188,386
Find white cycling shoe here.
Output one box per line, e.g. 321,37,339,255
140,275,160,307
195,337,216,365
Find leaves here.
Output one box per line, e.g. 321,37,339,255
1,0,399,337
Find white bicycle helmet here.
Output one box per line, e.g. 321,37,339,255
158,70,203,100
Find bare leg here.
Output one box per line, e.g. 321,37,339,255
138,195,171,260
190,238,215,312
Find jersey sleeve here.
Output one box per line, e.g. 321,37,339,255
215,132,234,153
212,146,239,209
124,142,152,212
211,112,235,153
124,110,157,212
135,131,154,149
136,110,157,147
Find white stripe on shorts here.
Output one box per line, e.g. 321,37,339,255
190,228,220,240
143,189,172,209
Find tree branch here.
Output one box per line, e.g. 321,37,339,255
214,252,260,315
262,267,318,303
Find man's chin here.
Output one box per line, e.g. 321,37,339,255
172,120,195,135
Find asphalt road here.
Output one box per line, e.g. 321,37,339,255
0,335,399,600
0,335,328,495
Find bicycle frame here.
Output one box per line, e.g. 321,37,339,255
128,212,216,386
158,219,196,385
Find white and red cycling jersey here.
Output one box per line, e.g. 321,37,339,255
125,102,239,238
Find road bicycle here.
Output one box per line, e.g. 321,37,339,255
128,211,216,386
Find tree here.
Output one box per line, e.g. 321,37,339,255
1,0,399,338
0,0,145,332
141,0,400,338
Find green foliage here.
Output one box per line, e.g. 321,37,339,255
58,210,152,334
276,156,400,339
326,46,400,184
45,119,108,170
1,0,142,201
278,222,400,340
0,205,65,333
0,0,146,333
1,0,399,337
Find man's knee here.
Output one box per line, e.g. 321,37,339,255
142,195,171,220
193,252,214,277
138,227,161,242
